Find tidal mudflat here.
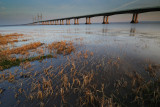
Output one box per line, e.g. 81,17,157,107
0,23,160,106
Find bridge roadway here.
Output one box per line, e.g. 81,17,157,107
33,7,160,25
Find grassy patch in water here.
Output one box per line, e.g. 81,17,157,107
0,54,54,71
0,58,21,70
25,54,55,62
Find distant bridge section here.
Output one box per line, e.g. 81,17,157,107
32,7,160,25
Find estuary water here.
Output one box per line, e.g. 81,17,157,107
0,22,160,106
1,22,160,63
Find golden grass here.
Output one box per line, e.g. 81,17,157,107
0,33,23,45
48,40,75,55
7,73,15,82
1,42,43,55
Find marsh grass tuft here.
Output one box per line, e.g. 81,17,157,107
1,42,43,55
48,41,75,55
0,33,24,45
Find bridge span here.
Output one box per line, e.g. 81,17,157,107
33,7,160,25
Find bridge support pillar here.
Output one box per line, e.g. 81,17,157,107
66,19,70,25
135,13,138,23
77,18,79,24
61,20,64,25
74,18,79,25
131,13,138,23
55,21,57,25
86,17,91,24
74,19,77,25
66,20,68,25
55,20,58,25
103,16,109,24
69,19,70,25
60,20,62,25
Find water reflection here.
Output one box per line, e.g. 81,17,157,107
130,27,136,36
102,28,108,34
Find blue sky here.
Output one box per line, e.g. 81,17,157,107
0,0,160,25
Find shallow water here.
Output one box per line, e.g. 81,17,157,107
1,23,160,62
0,22,160,106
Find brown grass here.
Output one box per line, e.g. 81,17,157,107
48,41,75,55
8,73,15,82
0,33,23,45
0,42,43,55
